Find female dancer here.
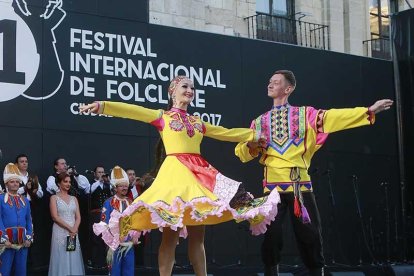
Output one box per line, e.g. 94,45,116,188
84,76,280,276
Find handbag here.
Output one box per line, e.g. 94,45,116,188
66,235,76,251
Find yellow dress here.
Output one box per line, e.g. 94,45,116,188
95,102,280,249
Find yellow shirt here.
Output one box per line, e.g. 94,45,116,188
235,104,375,193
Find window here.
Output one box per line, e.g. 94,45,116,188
255,1,296,44
249,0,328,49
256,0,270,14
369,0,390,38
366,0,390,59
256,0,294,17
273,0,288,15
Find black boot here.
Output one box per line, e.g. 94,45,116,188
264,265,279,276
309,267,324,276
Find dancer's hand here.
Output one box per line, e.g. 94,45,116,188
4,241,11,248
248,137,267,150
79,102,99,114
368,99,394,114
23,240,31,248
258,137,267,148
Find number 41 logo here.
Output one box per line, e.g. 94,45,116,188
0,1,40,102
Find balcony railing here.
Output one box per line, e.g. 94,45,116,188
245,13,330,50
363,38,391,60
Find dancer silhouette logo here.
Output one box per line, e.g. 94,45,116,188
0,0,66,102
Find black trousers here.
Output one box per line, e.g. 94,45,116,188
261,192,325,270
134,235,146,266
89,211,107,268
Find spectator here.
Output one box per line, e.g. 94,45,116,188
48,173,85,276
46,158,90,196
89,166,112,268
15,154,43,200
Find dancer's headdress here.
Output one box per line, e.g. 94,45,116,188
3,163,22,183
110,166,129,187
168,75,191,96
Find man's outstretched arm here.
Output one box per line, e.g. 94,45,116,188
316,99,393,134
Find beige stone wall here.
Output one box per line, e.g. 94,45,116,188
149,0,256,37
343,0,370,55
399,0,413,10
149,0,412,57
294,0,370,55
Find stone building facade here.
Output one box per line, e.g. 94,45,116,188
148,0,413,58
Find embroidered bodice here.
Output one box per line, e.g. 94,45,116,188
155,108,206,154
99,102,258,155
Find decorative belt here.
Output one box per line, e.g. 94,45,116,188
290,167,311,224
1,227,32,244
167,153,201,157
264,182,312,193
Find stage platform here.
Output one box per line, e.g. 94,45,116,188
27,263,414,276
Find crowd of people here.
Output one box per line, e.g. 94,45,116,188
0,71,393,276
0,154,151,276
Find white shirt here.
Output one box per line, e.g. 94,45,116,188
130,184,139,200
17,171,44,200
90,180,111,193
46,174,90,194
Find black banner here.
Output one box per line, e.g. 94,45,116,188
0,0,400,267
392,7,414,260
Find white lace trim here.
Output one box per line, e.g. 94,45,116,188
213,173,241,204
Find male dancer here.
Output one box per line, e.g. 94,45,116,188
0,163,33,276
235,70,393,276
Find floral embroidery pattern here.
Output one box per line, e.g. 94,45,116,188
236,197,267,215
167,111,202,137
193,123,203,133
188,116,197,123
179,113,195,137
154,208,180,225
169,120,184,131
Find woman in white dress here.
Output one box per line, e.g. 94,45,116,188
48,173,85,276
